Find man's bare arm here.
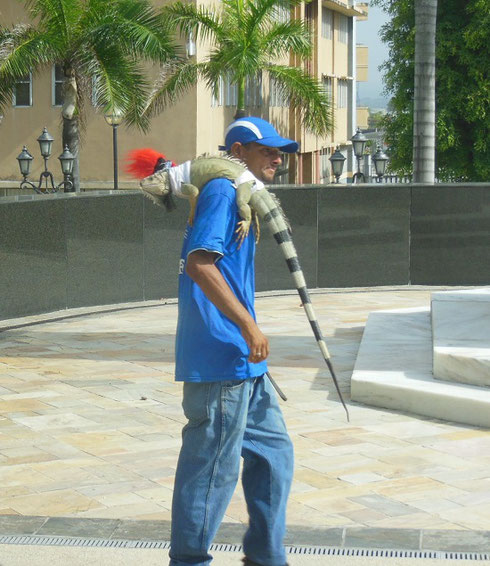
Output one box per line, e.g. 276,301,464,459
186,250,269,362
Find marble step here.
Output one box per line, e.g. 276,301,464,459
431,288,490,387
351,307,490,428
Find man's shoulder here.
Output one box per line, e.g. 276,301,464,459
200,177,235,200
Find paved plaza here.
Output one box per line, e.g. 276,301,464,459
0,286,489,564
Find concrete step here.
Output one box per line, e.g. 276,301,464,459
351,307,490,428
431,288,490,387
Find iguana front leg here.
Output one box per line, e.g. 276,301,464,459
180,183,200,226
235,181,254,248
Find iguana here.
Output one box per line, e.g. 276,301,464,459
137,154,349,420
140,154,260,246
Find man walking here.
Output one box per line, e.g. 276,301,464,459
169,117,298,566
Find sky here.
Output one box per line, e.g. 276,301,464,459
356,3,390,108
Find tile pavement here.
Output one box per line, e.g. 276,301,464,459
0,287,489,552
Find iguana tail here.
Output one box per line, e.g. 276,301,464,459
250,189,349,421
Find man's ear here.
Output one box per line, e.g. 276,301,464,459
230,142,244,160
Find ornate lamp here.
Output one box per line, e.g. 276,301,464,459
37,127,54,158
372,145,389,182
351,128,367,183
329,147,346,183
16,129,73,193
16,146,34,178
58,145,75,176
104,107,124,127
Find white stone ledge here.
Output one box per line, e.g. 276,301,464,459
351,307,490,428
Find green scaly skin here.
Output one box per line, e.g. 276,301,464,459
140,155,256,244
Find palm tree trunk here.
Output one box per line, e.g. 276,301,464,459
413,0,437,183
234,76,246,119
62,117,80,192
62,68,80,191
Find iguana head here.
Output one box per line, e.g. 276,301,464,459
140,166,174,210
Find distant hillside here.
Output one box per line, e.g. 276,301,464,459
358,96,389,110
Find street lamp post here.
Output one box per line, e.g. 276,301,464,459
351,128,367,184
104,108,123,190
16,127,74,193
371,145,389,183
329,147,346,183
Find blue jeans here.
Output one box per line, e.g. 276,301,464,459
169,375,294,566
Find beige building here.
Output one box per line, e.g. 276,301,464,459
356,43,369,130
0,0,368,186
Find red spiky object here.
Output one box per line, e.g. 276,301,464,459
124,148,176,179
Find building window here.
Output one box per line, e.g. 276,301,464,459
13,73,32,107
273,2,290,23
224,74,237,107
52,64,64,106
321,7,333,39
211,77,224,107
269,77,289,108
245,73,262,107
320,148,331,183
338,14,349,44
212,74,259,107
304,1,314,29
271,153,289,185
322,75,333,103
337,79,348,108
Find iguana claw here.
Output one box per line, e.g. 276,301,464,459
235,220,251,249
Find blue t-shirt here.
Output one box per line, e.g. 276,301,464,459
175,177,267,382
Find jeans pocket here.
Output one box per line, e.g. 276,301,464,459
182,382,211,424
221,379,247,390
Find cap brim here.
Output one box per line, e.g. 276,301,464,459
220,136,299,153
258,135,299,153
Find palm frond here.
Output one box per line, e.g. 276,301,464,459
162,2,224,44
244,0,297,32
79,39,151,131
260,19,312,59
268,64,333,136
110,0,178,63
0,25,57,112
142,60,202,120
25,0,81,46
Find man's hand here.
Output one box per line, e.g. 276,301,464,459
241,321,270,363
186,251,269,363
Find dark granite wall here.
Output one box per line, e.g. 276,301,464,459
410,185,490,285
1,184,489,320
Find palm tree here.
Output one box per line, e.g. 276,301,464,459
0,0,177,190
413,0,437,183
145,0,332,137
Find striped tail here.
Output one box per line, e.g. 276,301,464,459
250,190,349,421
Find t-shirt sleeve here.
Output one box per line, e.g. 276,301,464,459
187,179,236,258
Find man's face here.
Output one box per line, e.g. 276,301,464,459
231,142,283,183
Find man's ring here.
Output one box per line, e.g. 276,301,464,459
254,352,261,356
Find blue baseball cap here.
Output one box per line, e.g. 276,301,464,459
220,116,299,153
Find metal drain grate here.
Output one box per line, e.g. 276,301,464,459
287,546,490,560
0,535,488,561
